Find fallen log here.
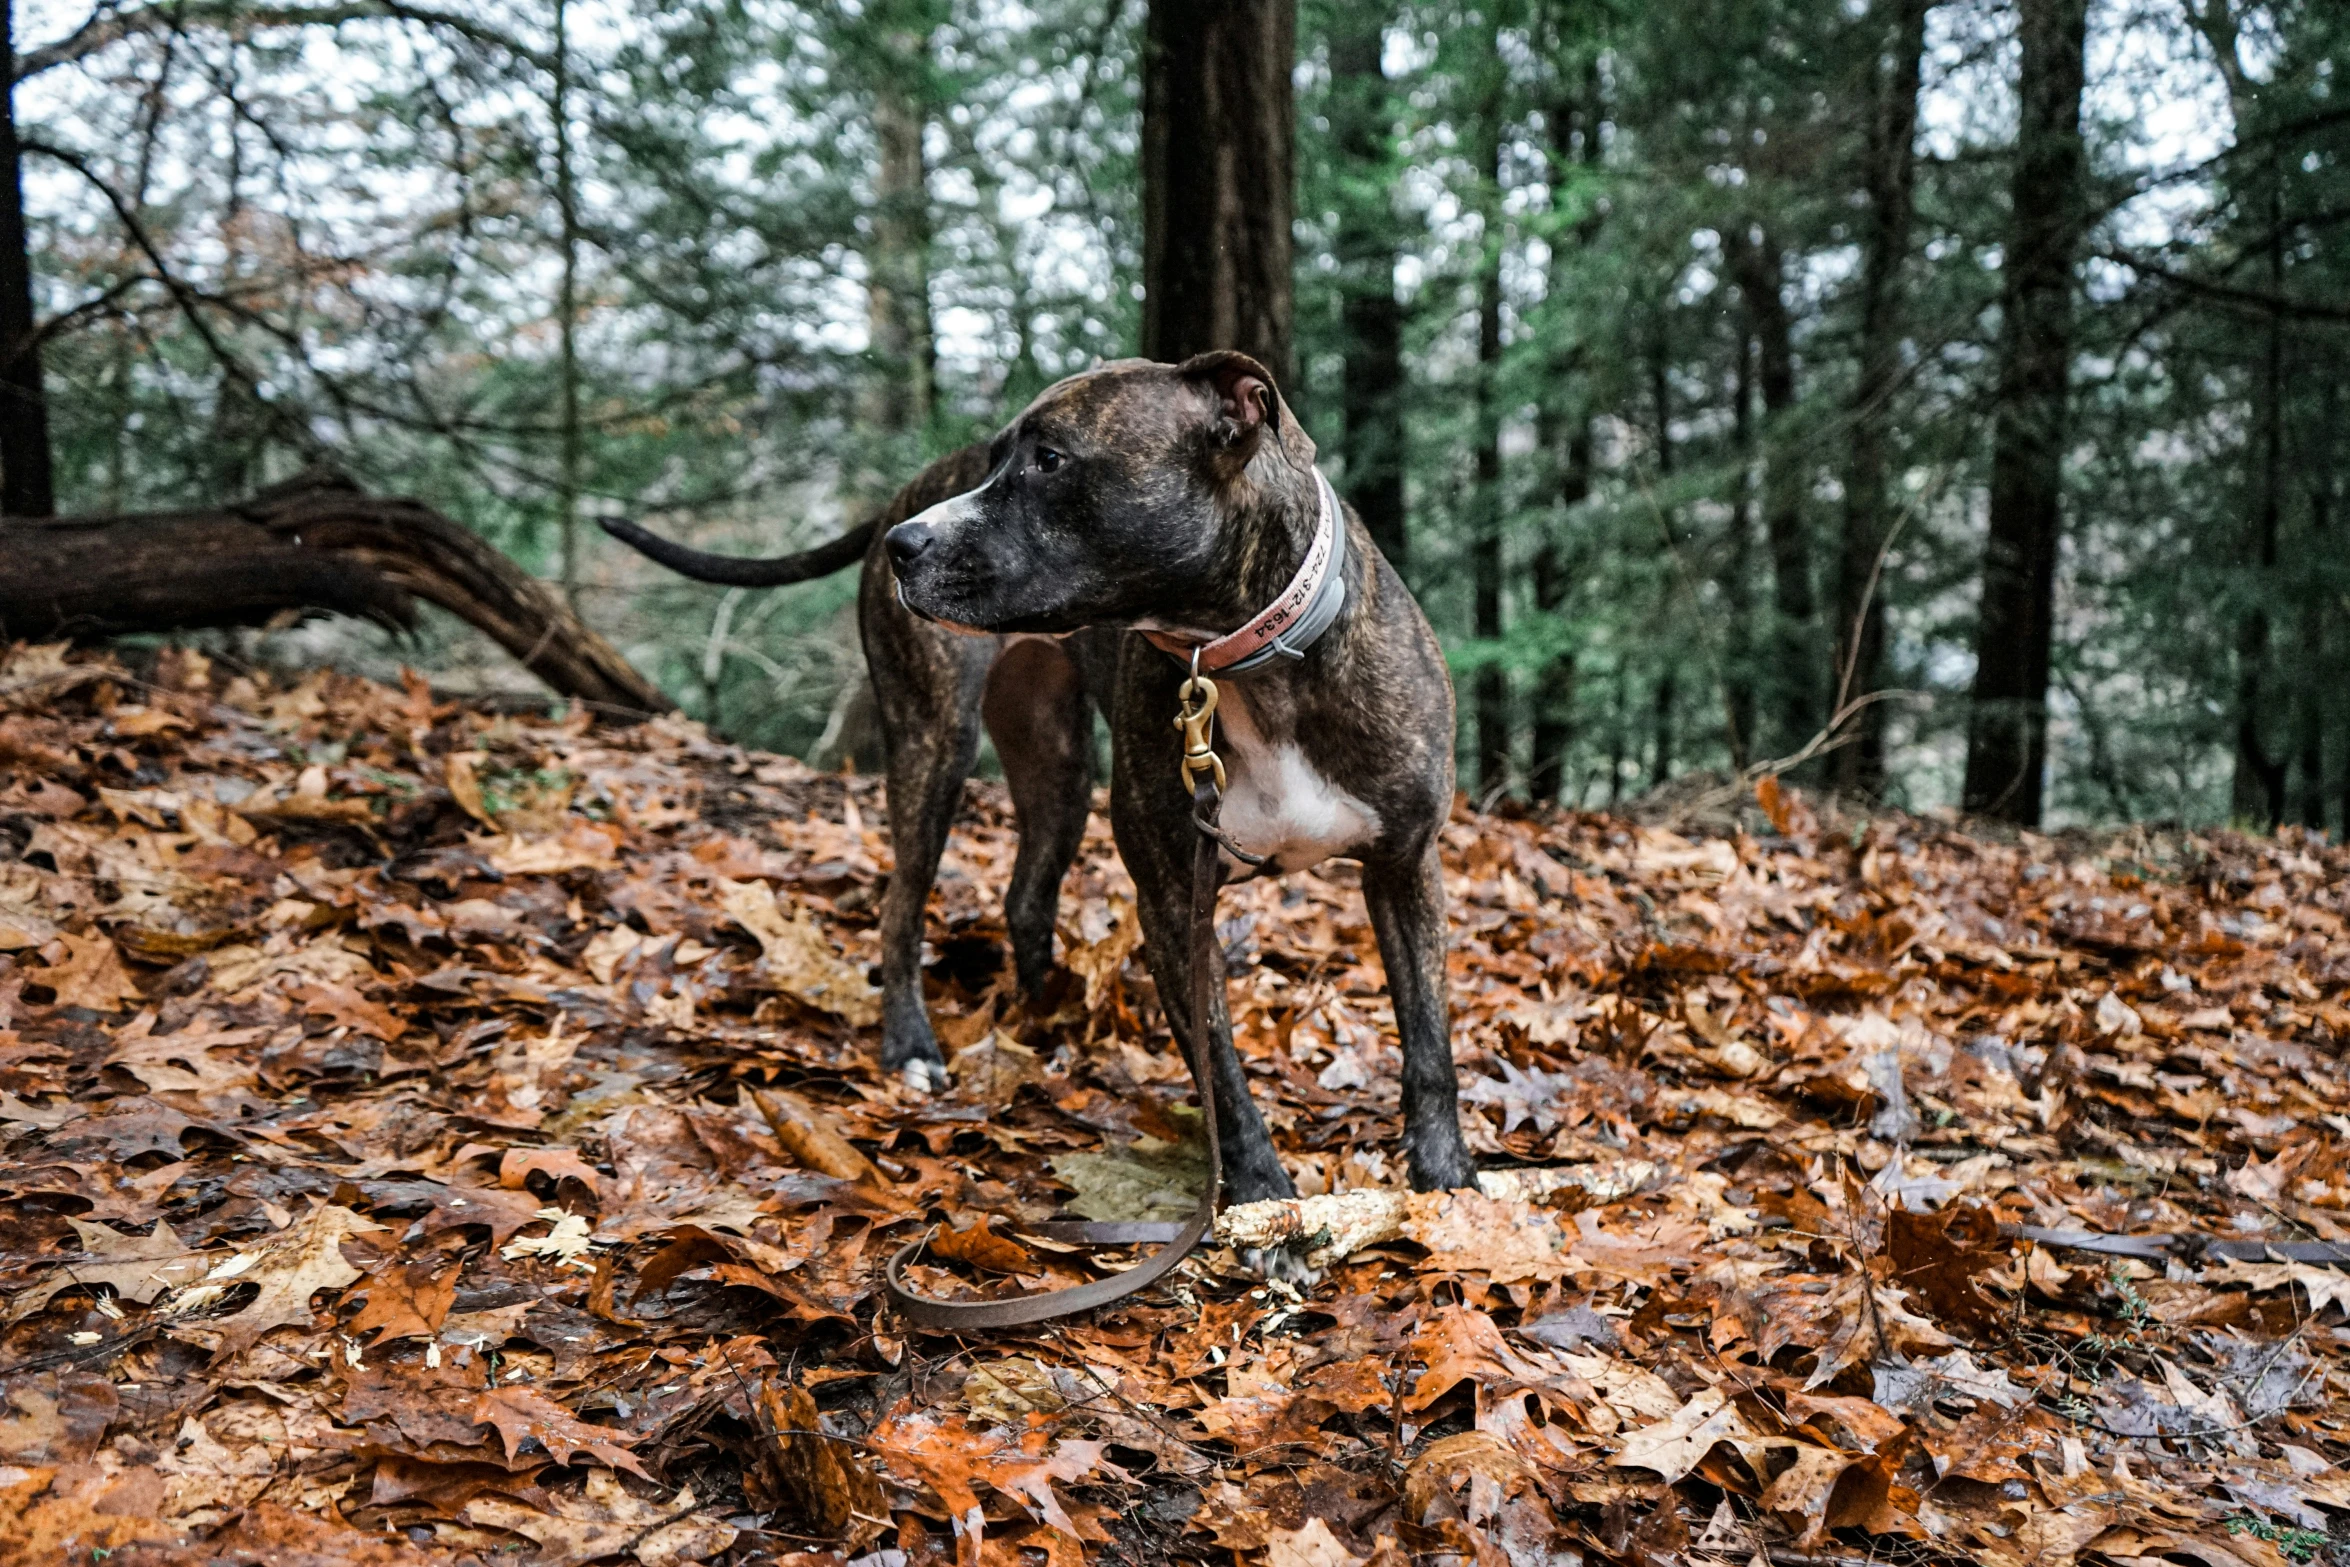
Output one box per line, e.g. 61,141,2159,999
0,468,671,715
1208,1160,1660,1269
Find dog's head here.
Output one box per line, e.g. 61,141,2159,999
884,351,1307,635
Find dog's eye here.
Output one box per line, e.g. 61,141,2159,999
1034,447,1065,475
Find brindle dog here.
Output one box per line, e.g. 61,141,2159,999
605,352,1477,1209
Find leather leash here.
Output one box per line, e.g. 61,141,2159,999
882,656,1258,1332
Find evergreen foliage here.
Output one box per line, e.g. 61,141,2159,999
7,0,2346,824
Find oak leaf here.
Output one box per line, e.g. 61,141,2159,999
748,1086,881,1184
8,1217,211,1322
348,1257,460,1342
719,879,881,1025
743,1378,889,1550
1063,896,1141,1017
465,1473,734,1566
493,1144,604,1199
2205,1258,2350,1318
866,1408,1111,1556
929,1214,1035,1275
1264,1516,1364,1567
486,820,622,876
0,1371,118,1462
0,1465,180,1562
1403,1429,1538,1525
101,1015,262,1100
1611,1388,1757,1483
290,981,406,1041
472,1385,652,1479
174,1202,386,1354
1759,1441,1903,1547
30,932,142,1011
1887,1201,2009,1335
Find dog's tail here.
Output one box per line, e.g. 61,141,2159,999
599,515,876,587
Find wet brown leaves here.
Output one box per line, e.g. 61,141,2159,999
9,642,2350,1565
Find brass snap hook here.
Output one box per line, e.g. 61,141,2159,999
1175,647,1225,794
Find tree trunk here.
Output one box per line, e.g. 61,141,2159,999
0,470,671,714
863,20,936,444
1727,222,1817,760
1831,0,1930,798
1649,312,1678,793
1471,36,1508,799
1607,662,1626,808
1530,416,1587,805
1723,317,1757,770
1650,672,1676,790
2230,143,2289,828
1329,9,1407,567
1530,60,1598,807
1960,0,2086,825
0,0,55,519
552,0,584,605
1141,0,1295,382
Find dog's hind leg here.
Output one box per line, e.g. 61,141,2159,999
983,638,1094,1001
870,625,990,1095
1362,841,1480,1193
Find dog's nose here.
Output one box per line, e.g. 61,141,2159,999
885,522,935,571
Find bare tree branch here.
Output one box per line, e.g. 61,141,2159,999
14,1,549,83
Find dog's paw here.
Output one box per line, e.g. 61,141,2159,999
1406,1139,1482,1195
1237,1245,1324,1292
898,1056,950,1097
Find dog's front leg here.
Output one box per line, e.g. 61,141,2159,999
1129,874,1297,1207
1109,776,1296,1209
874,649,988,1094
1362,841,1480,1193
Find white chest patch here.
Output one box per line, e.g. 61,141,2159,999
1213,695,1382,876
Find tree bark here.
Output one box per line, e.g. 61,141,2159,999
2183,0,2286,829
1831,0,1930,797
1726,222,1817,760
0,0,55,518
0,470,671,714
1329,9,1406,566
1649,313,1678,793
552,0,584,604
1141,0,1295,383
863,17,935,443
1529,415,1587,805
1530,59,1598,806
1723,316,1757,770
1960,0,2086,825
1470,34,1507,799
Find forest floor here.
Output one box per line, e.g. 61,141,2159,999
7,642,2350,1567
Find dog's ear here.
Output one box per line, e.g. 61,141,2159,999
1176,350,1282,461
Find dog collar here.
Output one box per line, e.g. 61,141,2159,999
1142,469,1349,675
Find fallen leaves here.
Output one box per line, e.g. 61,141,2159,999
7,1216,209,1321
472,1385,653,1479
1613,1387,1755,1484
741,1378,889,1550
719,876,881,1025
27,930,141,1010
14,642,2350,1565
463,1473,732,1567
173,1203,386,1354
346,1257,460,1342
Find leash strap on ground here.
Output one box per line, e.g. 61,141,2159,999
881,776,1229,1332
2009,1223,2350,1267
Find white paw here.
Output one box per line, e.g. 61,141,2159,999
1238,1245,1324,1291
899,1057,950,1096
